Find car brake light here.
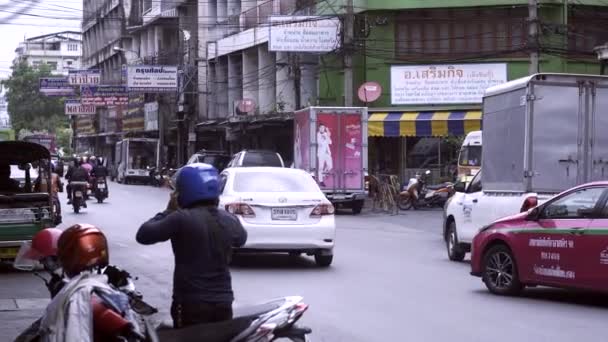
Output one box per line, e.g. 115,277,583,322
226,203,256,218
310,204,335,217
520,196,538,212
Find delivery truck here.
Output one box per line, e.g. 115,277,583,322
444,73,608,261
294,107,368,214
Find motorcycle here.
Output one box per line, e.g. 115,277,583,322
398,170,454,210
92,177,109,203
13,246,312,342
70,181,88,213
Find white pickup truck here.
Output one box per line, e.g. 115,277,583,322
443,73,608,261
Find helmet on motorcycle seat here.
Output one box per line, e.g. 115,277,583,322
58,224,109,277
24,228,63,260
175,163,219,208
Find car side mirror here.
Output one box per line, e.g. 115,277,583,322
526,207,541,221
453,181,466,193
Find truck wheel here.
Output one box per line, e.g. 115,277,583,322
446,221,466,262
351,200,364,215
482,244,523,296
315,253,333,267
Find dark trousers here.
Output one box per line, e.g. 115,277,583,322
171,300,233,328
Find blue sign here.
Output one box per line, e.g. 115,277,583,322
39,77,75,97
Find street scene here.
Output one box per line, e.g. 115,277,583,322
1,0,608,341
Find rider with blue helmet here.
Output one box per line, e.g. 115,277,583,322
136,163,247,328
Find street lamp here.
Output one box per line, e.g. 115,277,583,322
593,43,608,75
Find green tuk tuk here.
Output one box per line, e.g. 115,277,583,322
0,141,57,262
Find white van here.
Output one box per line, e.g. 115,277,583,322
457,130,481,183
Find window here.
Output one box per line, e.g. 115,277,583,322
67,44,78,51
219,174,228,194
46,61,58,70
568,6,608,56
459,146,482,167
66,60,73,65
543,187,606,219
395,7,528,58
32,60,42,67
233,172,318,193
467,171,482,193
242,152,283,167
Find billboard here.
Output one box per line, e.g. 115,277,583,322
269,16,340,52
81,85,129,106
39,77,75,97
68,69,101,85
127,65,178,92
390,63,507,105
316,113,339,189
65,99,96,115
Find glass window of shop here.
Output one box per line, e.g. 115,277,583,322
405,137,461,182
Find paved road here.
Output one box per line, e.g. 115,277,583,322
2,182,608,341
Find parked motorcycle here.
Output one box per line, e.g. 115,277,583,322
92,177,109,203
398,170,454,210
70,181,88,213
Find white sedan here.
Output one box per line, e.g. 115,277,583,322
219,167,336,267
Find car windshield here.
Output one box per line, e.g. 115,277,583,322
459,145,482,167
199,155,231,171
242,152,282,167
233,171,319,192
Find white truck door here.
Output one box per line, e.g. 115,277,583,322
459,172,485,243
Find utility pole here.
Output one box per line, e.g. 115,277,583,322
343,0,354,106
528,0,539,74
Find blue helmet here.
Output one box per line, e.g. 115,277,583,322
175,163,220,208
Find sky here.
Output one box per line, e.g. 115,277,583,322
0,0,83,79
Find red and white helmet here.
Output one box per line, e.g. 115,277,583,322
24,228,63,260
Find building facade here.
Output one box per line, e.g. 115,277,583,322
318,0,608,182
14,31,82,76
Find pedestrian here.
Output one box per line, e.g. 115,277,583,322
136,163,247,328
34,160,63,224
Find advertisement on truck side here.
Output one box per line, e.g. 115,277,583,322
294,111,310,171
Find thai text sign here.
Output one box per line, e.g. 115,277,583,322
81,85,129,106
127,65,178,92
68,69,101,85
65,99,96,115
390,63,507,105
269,16,340,52
39,77,75,97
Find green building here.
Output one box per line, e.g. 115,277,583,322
319,0,608,182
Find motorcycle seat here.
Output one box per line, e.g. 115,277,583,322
233,301,282,318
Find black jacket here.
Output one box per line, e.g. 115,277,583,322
91,165,108,178
136,206,247,304
68,166,89,182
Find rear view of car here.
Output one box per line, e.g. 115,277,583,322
219,167,335,267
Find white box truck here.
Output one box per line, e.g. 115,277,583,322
444,73,608,261
115,138,160,184
294,107,369,214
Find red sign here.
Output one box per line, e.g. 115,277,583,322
357,81,382,103
237,99,256,114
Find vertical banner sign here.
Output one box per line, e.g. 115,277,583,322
127,65,178,92
293,110,310,171
39,78,75,97
68,69,101,85
316,113,339,189
341,114,363,190
65,99,96,115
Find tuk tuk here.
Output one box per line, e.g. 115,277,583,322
0,141,57,262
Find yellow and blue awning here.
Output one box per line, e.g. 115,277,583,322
368,111,481,137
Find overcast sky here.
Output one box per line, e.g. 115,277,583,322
0,0,83,79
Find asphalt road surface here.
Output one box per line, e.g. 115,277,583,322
2,182,608,341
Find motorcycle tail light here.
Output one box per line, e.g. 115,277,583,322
310,204,335,217
225,203,256,218
520,196,538,212
254,323,277,339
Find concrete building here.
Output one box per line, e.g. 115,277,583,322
200,0,322,161
14,31,82,76
318,0,608,182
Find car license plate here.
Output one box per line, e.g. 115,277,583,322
271,208,297,221
98,184,105,189
75,191,83,197
0,247,19,259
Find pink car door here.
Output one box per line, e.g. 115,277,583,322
516,186,606,287
576,189,608,292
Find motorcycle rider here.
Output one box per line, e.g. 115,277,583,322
90,156,108,193
136,163,247,328
66,159,89,207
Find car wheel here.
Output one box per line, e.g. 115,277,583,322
314,253,333,267
352,200,364,215
482,244,523,296
446,221,465,262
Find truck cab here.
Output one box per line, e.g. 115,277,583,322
457,130,481,183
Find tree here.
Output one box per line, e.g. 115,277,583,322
56,127,73,155
1,61,68,133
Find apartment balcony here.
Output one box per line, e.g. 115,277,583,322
83,0,120,32
143,2,178,26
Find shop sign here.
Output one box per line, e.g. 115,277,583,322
39,77,75,97
269,16,341,52
127,65,178,92
390,63,507,105
65,99,96,115
68,69,101,85
81,85,129,106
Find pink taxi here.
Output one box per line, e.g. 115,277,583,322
471,182,608,295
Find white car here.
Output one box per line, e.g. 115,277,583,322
219,167,336,267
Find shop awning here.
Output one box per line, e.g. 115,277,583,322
368,111,481,137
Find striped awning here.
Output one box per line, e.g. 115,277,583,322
368,111,481,137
